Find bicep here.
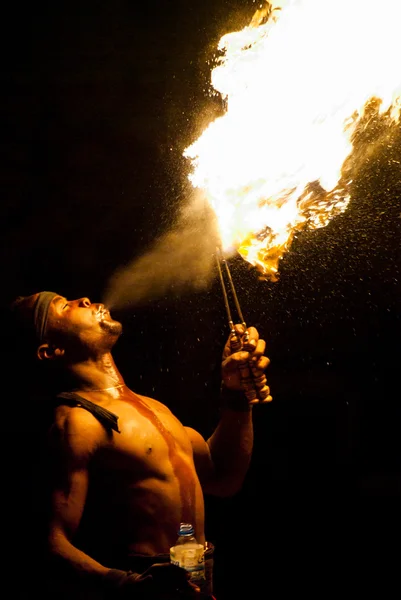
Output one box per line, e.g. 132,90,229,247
48,412,101,542
184,427,216,491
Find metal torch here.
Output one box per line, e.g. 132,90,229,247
215,247,272,404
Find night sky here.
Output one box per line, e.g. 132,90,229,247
2,1,400,595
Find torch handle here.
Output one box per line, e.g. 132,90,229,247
242,332,273,404
229,329,258,402
229,328,272,404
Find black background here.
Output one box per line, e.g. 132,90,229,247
2,1,400,596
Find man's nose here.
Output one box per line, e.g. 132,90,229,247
78,297,91,307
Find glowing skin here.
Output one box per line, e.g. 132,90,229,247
13,292,270,594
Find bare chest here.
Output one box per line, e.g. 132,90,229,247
78,393,202,546
94,395,194,479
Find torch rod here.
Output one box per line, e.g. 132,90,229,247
215,246,248,353
215,246,247,338
215,249,235,333
222,257,246,328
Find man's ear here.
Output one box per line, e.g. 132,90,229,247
37,343,65,361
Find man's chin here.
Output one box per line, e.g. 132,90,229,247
101,320,123,337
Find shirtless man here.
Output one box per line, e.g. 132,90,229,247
11,291,271,599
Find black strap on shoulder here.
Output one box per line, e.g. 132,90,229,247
56,391,121,433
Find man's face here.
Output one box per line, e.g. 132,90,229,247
45,295,123,349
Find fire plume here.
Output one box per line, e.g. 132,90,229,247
184,0,401,280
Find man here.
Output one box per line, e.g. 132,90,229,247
10,291,271,599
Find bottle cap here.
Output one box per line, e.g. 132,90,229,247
178,522,194,536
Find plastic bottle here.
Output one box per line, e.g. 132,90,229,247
170,522,206,585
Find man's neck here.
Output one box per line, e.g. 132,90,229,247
66,352,125,394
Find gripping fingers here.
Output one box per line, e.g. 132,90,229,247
252,354,270,370
243,336,271,402
224,326,272,404
253,337,266,357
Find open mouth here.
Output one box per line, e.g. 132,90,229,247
97,305,109,317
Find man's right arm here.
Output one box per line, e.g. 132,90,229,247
46,408,111,583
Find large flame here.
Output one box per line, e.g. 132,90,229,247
184,0,401,280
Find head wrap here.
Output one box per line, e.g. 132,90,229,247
33,291,58,343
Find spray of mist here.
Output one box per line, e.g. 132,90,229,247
102,194,222,310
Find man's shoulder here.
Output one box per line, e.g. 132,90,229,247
54,391,121,434
46,407,104,469
52,404,108,452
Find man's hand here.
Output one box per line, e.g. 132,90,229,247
221,324,271,402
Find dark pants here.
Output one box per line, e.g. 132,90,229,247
123,542,215,599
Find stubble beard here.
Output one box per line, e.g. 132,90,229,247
100,318,123,338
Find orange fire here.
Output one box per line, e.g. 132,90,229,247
184,0,401,280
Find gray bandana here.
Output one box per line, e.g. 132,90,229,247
33,291,58,342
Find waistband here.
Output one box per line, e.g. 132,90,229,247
125,542,215,598
125,542,214,571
